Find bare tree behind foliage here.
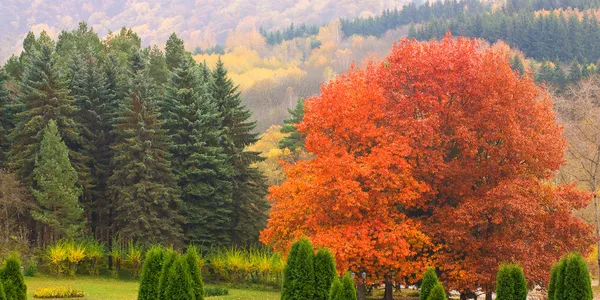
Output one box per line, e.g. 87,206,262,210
555,75,600,275
0,169,33,254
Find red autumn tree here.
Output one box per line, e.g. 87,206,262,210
260,35,595,298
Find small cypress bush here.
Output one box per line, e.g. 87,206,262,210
184,246,204,300
341,272,357,300
282,238,315,300
1,254,26,300
548,263,559,300
163,256,195,300
426,283,446,300
314,248,337,300
158,249,178,299
511,265,527,300
563,253,592,300
495,265,514,300
328,277,343,300
496,264,527,300
281,241,301,300
420,268,439,300
0,280,6,300
138,246,165,300
555,257,568,300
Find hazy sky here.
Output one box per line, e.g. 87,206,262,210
0,0,412,64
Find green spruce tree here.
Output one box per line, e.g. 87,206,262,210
0,254,26,300
0,69,14,167
138,246,165,300
9,42,83,188
563,253,593,300
555,257,568,300
282,238,315,300
279,98,306,151
165,33,188,71
314,248,337,300
107,66,183,245
282,240,301,300
30,120,83,239
211,59,268,246
420,268,440,300
69,53,117,235
160,57,233,247
184,246,204,300
163,255,196,300
568,60,582,83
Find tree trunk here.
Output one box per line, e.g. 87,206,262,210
383,277,393,300
358,282,366,300
485,291,493,300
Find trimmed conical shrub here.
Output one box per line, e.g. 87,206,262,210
282,240,301,300
555,257,568,300
496,264,527,300
420,268,439,300
511,265,527,300
1,254,26,300
548,263,559,300
163,256,195,300
184,246,204,300
158,249,178,299
282,238,315,300
138,246,165,300
341,272,357,300
314,248,337,300
0,280,7,300
426,283,446,300
563,253,592,300
329,277,344,300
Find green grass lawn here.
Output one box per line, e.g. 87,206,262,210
25,276,280,300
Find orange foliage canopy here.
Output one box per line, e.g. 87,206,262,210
260,35,595,292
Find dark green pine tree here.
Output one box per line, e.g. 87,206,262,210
107,66,183,246
69,53,117,235
563,253,593,300
158,249,178,299
548,263,559,300
0,69,15,167
9,42,84,188
568,60,582,83
279,98,306,151
510,55,525,76
165,33,188,71
184,246,204,300
30,120,84,239
211,59,269,246
555,257,568,300
148,45,170,86
282,238,315,300
160,57,233,247
0,254,26,300
163,255,196,300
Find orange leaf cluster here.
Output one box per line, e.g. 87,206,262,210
260,35,595,292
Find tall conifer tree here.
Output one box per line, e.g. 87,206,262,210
0,69,14,167
31,120,83,239
211,59,268,246
161,57,233,247
107,65,183,245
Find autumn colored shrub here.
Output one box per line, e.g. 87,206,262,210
314,248,337,300
1,254,26,300
420,268,439,300
496,264,527,300
563,253,592,300
184,246,204,300
426,283,445,300
163,256,195,300
33,287,83,298
138,246,165,300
